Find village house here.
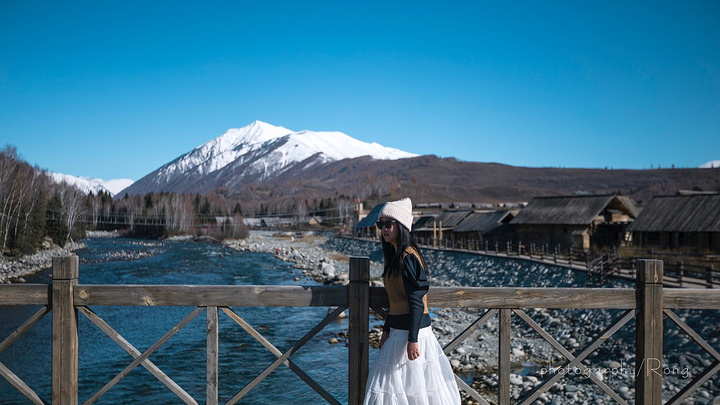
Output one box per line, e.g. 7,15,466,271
627,193,720,252
509,195,638,250
412,209,473,246
353,203,385,238
451,210,516,249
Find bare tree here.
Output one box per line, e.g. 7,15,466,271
57,181,86,243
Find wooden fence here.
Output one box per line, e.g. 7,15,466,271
1,256,720,404
410,236,720,288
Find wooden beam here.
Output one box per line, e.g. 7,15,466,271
0,284,49,305
52,255,78,405
75,285,347,307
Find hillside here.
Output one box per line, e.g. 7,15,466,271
221,155,720,207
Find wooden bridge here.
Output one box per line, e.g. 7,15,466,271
1,256,719,404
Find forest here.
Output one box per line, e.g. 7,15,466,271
0,146,358,258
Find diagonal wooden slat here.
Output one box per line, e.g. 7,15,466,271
225,306,347,405
77,306,198,405
514,309,634,405
83,306,204,405
0,306,50,355
664,309,720,405
667,361,720,405
454,375,490,405
441,309,497,404
664,309,720,361
0,361,46,405
221,307,342,404
443,309,497,355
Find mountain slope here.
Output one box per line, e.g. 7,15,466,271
120,120,417,195
224,155,720,206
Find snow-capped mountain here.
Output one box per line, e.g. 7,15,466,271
119,120,418,195
50,172,134,196
699,160,720,169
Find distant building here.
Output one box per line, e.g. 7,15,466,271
413,210,473,246
510,195,638,249
353,203,385,238
452,210,516,249
627,194,720,252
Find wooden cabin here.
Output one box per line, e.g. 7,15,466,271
510,195,638,250
452,210,516,248
627,194,720,252
353,204,384,238
412,210,473,246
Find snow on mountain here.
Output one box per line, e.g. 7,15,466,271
156,120,417,182
699,160,720,168
50,172,134,196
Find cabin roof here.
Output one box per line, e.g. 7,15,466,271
414,210,473,231
454,210,514,233
510,195,637,226
628,194,720,232
355,204,384,228
412,215,437,231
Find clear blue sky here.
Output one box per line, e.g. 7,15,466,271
1,1,719,181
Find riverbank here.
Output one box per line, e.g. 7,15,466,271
0,239,85,284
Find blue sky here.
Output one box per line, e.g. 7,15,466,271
1,1,719,181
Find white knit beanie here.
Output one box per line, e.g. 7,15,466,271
378,197,413,231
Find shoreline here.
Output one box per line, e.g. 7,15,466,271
0,240,85,284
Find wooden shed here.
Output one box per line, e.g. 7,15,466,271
627,194,720,252
510,195,638,250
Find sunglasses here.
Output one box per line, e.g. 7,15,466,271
376,219,397,230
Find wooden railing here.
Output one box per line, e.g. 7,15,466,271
409,235,720,288
1,256,720,404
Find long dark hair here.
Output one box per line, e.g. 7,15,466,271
381,224,427,277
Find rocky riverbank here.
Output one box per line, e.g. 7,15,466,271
0,238,85,283
226,231,720,405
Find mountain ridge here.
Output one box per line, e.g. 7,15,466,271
115,121,720,207
120,120,417,196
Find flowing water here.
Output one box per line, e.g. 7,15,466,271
0,238,350,404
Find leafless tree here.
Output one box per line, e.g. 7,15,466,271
56,181,87,243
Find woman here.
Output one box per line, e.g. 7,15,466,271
364,197,461,405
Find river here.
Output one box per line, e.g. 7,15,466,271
0,238,351,404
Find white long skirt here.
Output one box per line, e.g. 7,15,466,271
364,327,461,405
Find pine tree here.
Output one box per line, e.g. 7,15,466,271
46,191,68,247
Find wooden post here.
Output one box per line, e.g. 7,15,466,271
52,255,79,405
207,306,219,405
707,265,714,288
348,256,370,405
678,261,684,287
498,308,511,405
635,259,663,405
